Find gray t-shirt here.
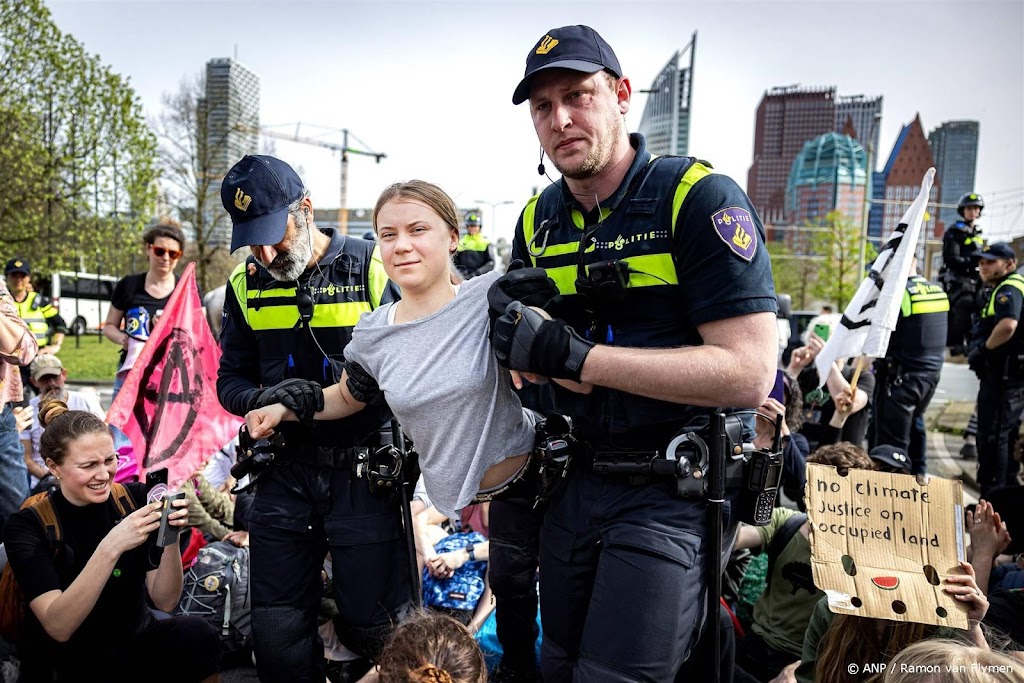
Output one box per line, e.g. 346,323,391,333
345,271,537,516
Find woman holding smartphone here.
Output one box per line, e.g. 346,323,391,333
2,398,220,682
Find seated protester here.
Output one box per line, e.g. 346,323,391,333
375,610,487,683
965,499,1012,595
417,503,494,635
786,334,875,450
20,355,105,490
754,388,809,508
2,398,220,682
733,442,878,683
246,180,591,517
181,471,236,543
796,562,990,683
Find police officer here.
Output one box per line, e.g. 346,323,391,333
491,25,777,681
216,155,410,682
453,213,496,278
872,262,948,476
5,258,66,357
940,192,986,354
967,242,1024,497
5,258,67,397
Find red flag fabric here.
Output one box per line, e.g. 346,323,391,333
107,263,242,489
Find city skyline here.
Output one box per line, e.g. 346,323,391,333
45,0,1024,244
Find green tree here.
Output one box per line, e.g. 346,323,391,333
154,74,240,292
0,0,157,276
810,211,877,310
765,240,820,310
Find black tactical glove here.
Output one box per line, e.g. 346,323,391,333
491,301,593,382
487,260,561,332
967,346,989,375
345,361,384,406
256,378,325,422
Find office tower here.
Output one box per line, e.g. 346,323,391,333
929,120,980,229
638,32,696,157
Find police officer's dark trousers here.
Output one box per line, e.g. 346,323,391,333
976,361,1024,497
872,367,940,475
248,460,411,682
946,280,977,350
539,467,727,682
489,493,544,676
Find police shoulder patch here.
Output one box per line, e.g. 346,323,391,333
711,207,757,262
997,291,1011,305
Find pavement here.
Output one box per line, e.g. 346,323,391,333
925,398,980,503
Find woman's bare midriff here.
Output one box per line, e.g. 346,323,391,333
479,452,530,490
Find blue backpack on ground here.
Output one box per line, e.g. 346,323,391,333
422,531,487,611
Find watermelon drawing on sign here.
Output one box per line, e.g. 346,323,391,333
872,576,900,590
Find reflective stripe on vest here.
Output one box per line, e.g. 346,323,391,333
228,245,388,331
982,273,1024,318
14,292,51,340
522,159,712,296
901,277,950,316
457,234,491,253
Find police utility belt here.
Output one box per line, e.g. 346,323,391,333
231,427,405,495
535,412,784,526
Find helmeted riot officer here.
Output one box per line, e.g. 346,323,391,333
967,242,1024,497
872,262,949,476
941,192,986,354
453,213,496,278
216,155,409,682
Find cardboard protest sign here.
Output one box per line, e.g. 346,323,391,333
806,463,967,629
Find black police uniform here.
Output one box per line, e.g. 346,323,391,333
454,232,496,278
510,133,777,681
969,272,1024,496
217,230,410,681
872,275,948,475
488,382,555,680
940,220,984,350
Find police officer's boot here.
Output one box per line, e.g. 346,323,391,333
961,439,978,460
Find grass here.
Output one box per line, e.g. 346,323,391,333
55,335,121,381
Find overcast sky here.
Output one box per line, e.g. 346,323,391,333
47,0,1024,243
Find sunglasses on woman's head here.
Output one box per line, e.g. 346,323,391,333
150,245,182,260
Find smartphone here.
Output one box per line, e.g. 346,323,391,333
769,369,786,403
145,468,169,504
813,323,831,341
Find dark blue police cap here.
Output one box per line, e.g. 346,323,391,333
512,25,622,105
976,242,1016,261
221,155,306,253
4,258,30,275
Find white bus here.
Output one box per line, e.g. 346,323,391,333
45,271,121,336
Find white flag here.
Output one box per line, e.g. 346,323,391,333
815,168,936,386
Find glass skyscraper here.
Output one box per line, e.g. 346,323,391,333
637,33,696,157
928,120,980,229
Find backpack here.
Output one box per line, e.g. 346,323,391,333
175,540,251,654
422,531,487,612
0,484,136,642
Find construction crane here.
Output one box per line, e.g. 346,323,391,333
237,124,386,234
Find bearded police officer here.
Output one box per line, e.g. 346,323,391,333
491,25,777,681
968,242,1024,497
872,263,948,476
217,156,410,682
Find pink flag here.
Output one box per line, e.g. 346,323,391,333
107,263,242,489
